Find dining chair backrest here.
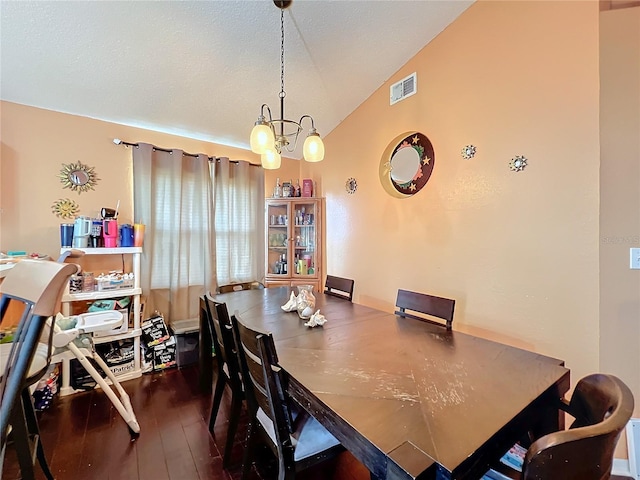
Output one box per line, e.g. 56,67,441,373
395,289,455,330
232,313,289,438
232,313,296,467
231,311,342,479
324,275,355,302
522,373,634,480
217,282,265,294
203,295,243,392
1,260,78,473
202,295,245,467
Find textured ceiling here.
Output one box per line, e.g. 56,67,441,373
1,0,473,158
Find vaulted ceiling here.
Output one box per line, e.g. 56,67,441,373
1,1,474,158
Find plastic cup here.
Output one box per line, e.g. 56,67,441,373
133,224,145,247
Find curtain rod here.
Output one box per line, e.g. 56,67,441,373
112,138,261,167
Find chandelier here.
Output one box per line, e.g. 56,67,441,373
250,0,325,170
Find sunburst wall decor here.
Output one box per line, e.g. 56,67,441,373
58,161,99,194
509,155,528,172
345,178,357,194
51,198,80,219
461,145,476,160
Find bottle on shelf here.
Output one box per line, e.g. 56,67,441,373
274,178,282,198
294,179,301,197
283,179,292,198
281,253,287,274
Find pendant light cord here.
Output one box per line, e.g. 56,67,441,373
280,7,285,101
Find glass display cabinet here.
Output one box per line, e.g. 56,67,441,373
265,198,323,291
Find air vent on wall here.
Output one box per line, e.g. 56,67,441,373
390,72,417,105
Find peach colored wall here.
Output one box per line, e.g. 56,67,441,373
600,6,640,418
3,0,634,423
0,101,259,260
304,0,601,387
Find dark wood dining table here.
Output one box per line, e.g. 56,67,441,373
200,287,570,480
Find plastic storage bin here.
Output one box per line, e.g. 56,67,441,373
170,319,200,368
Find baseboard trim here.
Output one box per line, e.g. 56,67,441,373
612,419,639,480
628,418,639,480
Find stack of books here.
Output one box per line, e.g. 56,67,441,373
481,443,527,480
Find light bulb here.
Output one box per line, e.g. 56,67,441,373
303,132,324,162
250,122,275,155
261,149,282,170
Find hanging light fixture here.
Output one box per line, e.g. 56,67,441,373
250,0,325,169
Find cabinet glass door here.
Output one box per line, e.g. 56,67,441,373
267,201,291,276
291,200,318,279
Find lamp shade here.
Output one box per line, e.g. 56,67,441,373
261,149,282,170
303,133,325,162
250,123,275,155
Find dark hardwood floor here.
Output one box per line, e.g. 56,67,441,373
2,364,370,480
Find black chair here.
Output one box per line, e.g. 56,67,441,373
202,295,244,468
495,373,634,480
231,311,343,480
324,275,355,302
1,260,78,480
394,289,455,330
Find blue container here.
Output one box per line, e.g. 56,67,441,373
119,224,134,247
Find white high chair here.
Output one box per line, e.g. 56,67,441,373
51,310,140,434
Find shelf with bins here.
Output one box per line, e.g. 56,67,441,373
58,247,143,395
265,198,323,291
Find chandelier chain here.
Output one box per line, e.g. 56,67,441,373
280,7,285,100
250,1,324,166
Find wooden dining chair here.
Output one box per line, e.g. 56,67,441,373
324,275,355,302
217,281,265,294
1,260,78,480
495,373,634,480
202,294,245,468
231,311,343,480
394,289,455,330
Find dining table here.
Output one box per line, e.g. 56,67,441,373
200,287,570,480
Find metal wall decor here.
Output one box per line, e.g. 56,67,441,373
509,155,528,172
58,161,99,193
51,198,80,219
461,145,476,160
379,132,435,198
345,177,357,194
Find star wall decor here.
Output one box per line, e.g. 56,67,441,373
461,145,476,160
345,177,358,194
509,155,528,172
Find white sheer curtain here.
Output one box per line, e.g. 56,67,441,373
133,144,214,326
212,157,265,286
132,145,265,327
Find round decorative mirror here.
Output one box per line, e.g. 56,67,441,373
58,161,99,194
379,132,435,198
